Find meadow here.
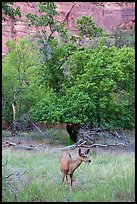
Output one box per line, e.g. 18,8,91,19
2,129,135,202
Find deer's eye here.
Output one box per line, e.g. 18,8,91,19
82,155,87,158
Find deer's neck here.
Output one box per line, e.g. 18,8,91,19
70,158,82,174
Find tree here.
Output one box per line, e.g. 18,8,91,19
3,1,135,133
111,26,135,48
25,3,110,93
76,15,106,39
2,2,21,21
29,44,135,130
2,37,45,123
26,2,75,92
26,2,69,61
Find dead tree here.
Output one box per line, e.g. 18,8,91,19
65,124,130,150
11,88,18,136
62,4,75,26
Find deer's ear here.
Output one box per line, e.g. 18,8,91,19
84,149,90,154
78,148,81,156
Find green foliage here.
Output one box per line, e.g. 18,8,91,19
26,2,73,93
2,0,135,130
76,15,107,39
111,27,135,48
29,44,135,129
26,2,67,41
2,37,45,123
26,2,58,27
39,42,76,92
2,2,21,21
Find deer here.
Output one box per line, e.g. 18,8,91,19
59,148,91,189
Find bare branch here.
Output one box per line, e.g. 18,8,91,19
61,139,86,150
3,141,17,147
60,139,128,151
6,174,14,179
79,142,128,148
62,4,75,25
2,141,39,150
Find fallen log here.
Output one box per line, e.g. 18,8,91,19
13,145,39,150
61,140,128,150
62,140,86,150
2,141,41,150
2,141,17,147
79,142,128,148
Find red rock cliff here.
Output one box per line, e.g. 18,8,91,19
2,2,135,56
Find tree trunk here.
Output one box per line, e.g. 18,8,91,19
66,123,81,143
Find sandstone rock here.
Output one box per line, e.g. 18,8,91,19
2,2,135,55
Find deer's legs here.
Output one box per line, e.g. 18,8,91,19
66,175,68,185
70,174,73,188
61,173,65,185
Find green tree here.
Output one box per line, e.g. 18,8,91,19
29,44,135,129
2,2,21,21
2,37,45,123
76,15,107,39
26,2,76,92
26,2,68,60
26,3,111,93
111,26,135,48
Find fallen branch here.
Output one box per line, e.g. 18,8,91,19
2,141,40,150
61,144,77,151
14,145,39,150
61,140,128,150
78,126,127,142
108,130,121,139
77,140,87,147
61,140,86,150
79,142,128,148
5,123,13,131
23,114,49,138
29,121,46,138
6,174,14,179
3,141,16,147
36,143,46,148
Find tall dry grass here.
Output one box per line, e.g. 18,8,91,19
2,144,135,202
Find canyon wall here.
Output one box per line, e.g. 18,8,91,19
2,2,135,56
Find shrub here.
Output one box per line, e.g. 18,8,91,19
29,44,135,129
111,27,135,48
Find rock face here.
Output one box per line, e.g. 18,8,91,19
2,2,135,56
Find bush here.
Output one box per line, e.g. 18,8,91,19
29,44,135,129
111,27,135,48
2,37,46,123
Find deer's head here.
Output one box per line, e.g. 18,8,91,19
78,148,91,163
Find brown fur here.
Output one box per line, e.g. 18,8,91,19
59,148,91,188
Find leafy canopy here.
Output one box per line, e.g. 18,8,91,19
2,2,21,21
76,15,107,39
29,44,135,129
2,37,45,122
2,2,135,130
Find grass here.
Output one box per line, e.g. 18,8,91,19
2,144,135,202
2,128,70,146
46,128,71,145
